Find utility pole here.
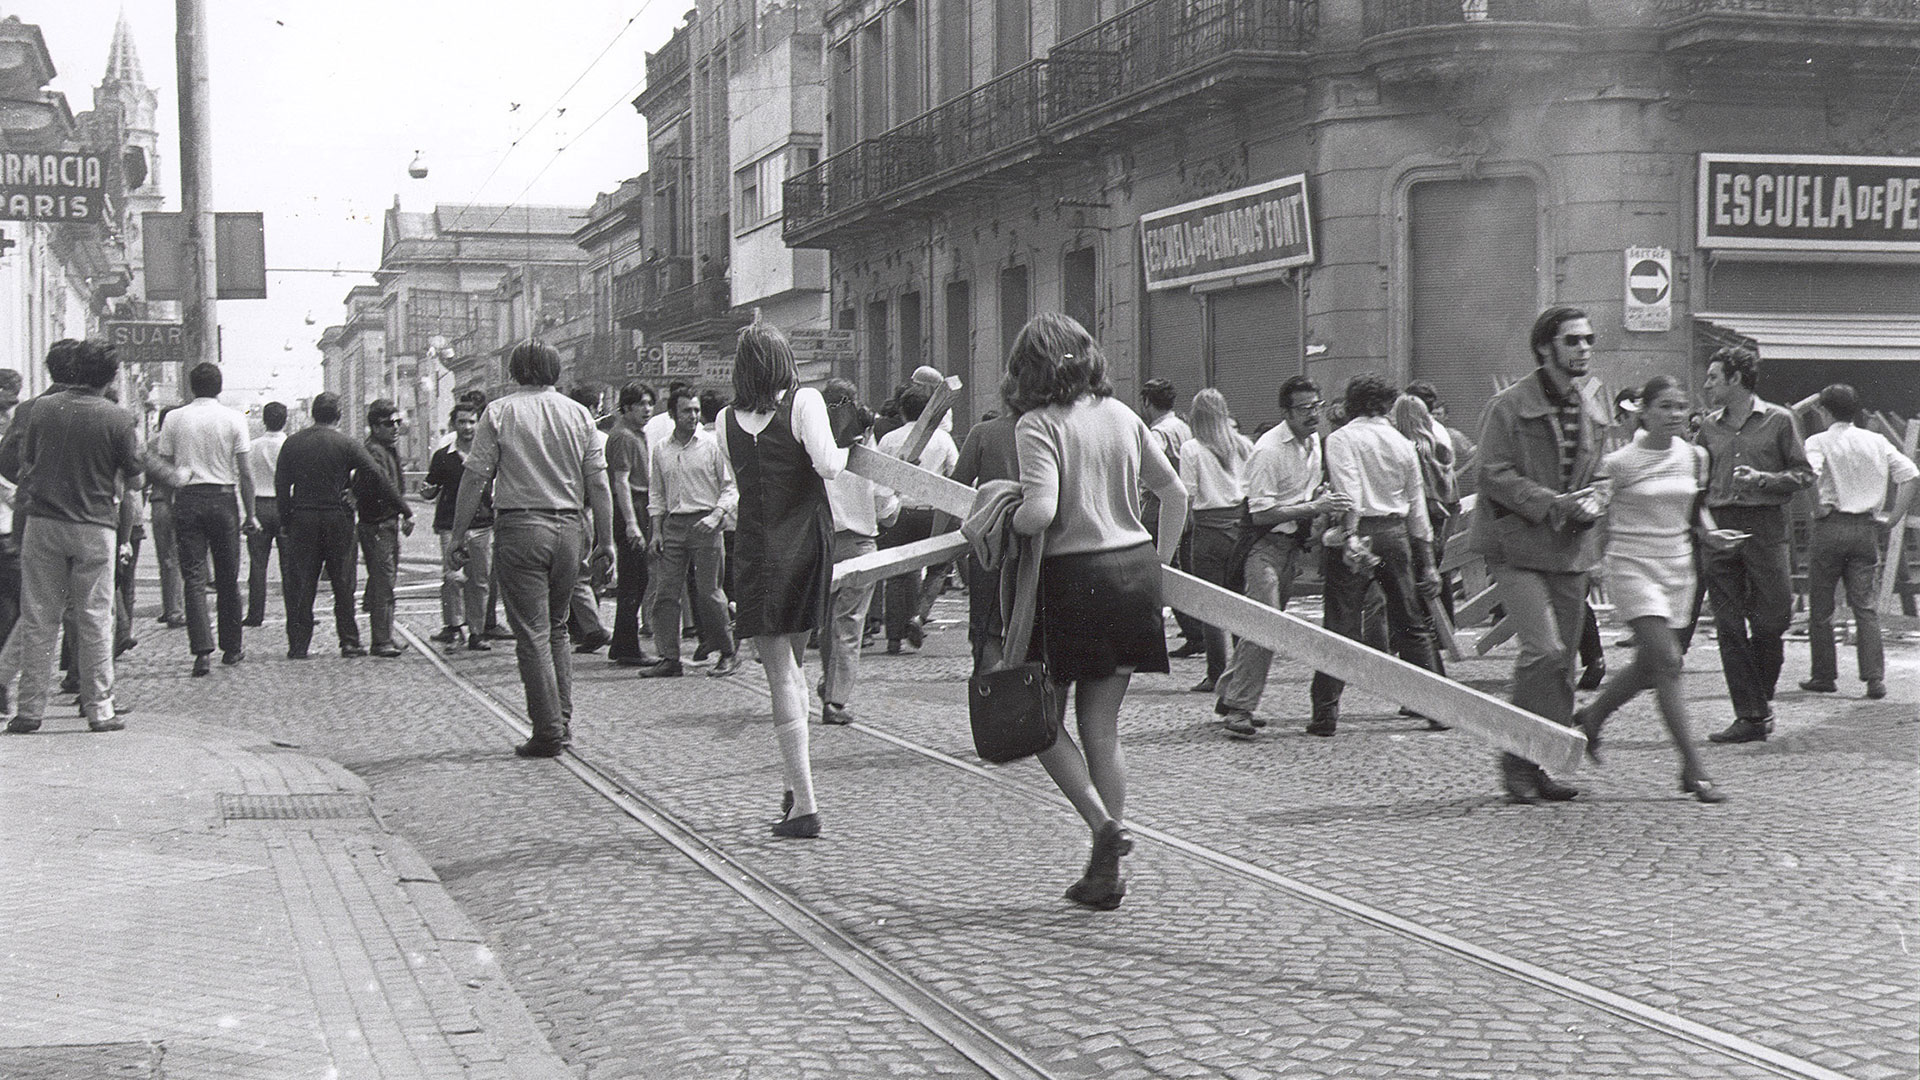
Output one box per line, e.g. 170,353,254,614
175,0,218,380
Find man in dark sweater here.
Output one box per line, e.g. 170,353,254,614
275,393,410,659
2,340,145,734
355,399,416,657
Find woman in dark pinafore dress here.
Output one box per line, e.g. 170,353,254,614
719,323,848,838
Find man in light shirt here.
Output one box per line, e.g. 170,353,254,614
1307,372,1441,737
640,387,738,678
1799,383,1917,700
874,385,958,654
243,401,288,628
818,379,898,723
152,362,258,677
1214,376,1351,739
449,342,616,758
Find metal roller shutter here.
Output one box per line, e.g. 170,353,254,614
1146,288,1205,410
1208,280,1298,434
1409,177,1539,430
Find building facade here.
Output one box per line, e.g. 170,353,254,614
785,0,1920,431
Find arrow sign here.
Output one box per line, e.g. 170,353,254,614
1623,246,1672,332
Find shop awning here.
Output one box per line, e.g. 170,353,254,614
1691,312,1920,363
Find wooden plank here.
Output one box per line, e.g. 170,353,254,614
832,532,971,592
1455,583,1501,628
1163,569,1585,773
1475,616,1517,655
1429,596,1464,663
897,374,964,464
848,442,975,517
1872,421,1919,618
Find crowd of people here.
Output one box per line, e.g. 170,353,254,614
0,305,1911,910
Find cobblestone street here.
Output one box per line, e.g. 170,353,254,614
39,526,1911,1080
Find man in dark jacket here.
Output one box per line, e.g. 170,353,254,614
275,393,410,659
355,399,416,657
1470,306,1611,804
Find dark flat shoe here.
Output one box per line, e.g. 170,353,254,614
771,812,820,839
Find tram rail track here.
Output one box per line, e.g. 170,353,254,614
396,619,1862,1080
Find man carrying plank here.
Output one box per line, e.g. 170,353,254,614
1471,306,1611,804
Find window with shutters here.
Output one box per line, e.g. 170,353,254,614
860,22,886,141
1059,0,1098,37
999,265,1030,360
892,1,924,126
1408,176,1539,428
829,40,856,153
1063,246,1097,335
995,0,1030,75
938,0,972,102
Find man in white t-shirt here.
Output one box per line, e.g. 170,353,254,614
243,401,289,627
1799,383,1918,700
152,362,258,677
874,385,958,653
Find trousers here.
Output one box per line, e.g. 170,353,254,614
1807,513,1885,684
283,507,360,654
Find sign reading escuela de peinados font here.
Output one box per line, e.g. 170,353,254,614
1140,174,1315,291
1698,153,1920,255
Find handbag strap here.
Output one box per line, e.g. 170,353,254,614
999,530,1046,668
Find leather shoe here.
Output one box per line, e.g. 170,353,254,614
771,812,821,838
1708,716,1772,743
1190,675,1218,693
1500,753,1540,804
1168,640,1206,658
484,624,515,641
370,642,404,658
241,617,265,628
1534,772,1579,801
340,643,368,658
1797,678,1837,693
6,716,41,734
222,649,243,666
1866,680,1887,700
513,738,567,758
572,630,611,654
692,645,713,662
430,625,462,644
1577,660,1606,691
708,653,740,677
191,654,212,677
636,659,683,678
1305,716,1336,737
902,618,925,649
1574,705,1604,763
287,648,309,660
1064,872,1125,910
1222,710,1258,739
821,701,852,725
466,633,493,652
610,652,657,667
88,716,126,732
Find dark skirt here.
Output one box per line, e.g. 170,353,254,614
1026,541,1170,682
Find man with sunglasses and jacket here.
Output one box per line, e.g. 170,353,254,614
1472,306,1612,804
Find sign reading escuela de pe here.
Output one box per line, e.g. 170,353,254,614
0,151,105,223
1140,174,1315,291
1698,153,1920,255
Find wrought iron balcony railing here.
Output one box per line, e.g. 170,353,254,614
644,275,731,329
1659,0,1917,18
612,266,648,320
1049,0,1314,125
1363,0,1591,35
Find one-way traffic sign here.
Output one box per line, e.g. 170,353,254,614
1624,246,1672,332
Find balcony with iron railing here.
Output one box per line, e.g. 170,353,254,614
1359,0,1593,82
612,266,648,321
642,274,732,332
784,60,1051,246
1659,0,1919,56
1047,0,1315,141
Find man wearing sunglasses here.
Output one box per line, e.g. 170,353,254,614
1471,306,1612,803
354,399,417,658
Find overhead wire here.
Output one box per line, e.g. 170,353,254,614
482,67,654,230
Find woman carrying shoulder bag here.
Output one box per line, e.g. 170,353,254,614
1008,313,1187,910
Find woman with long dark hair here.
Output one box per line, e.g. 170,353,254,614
718,322,849,837
1009,313,1187,909
1575,374,1745,803
1179,388,1252,692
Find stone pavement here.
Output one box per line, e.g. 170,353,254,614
0,703,571,1079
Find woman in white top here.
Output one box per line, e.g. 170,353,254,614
1010,313,1186,910
1178,389,1252,692
718,323,849,838
1575,375,1746,804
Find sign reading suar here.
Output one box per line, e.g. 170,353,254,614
1699,153,1920,254
0,152,105,223
1140,174,1315,291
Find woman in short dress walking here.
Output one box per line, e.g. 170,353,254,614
720,323,849,837
1009,313,1187,909
1575,375,1745,803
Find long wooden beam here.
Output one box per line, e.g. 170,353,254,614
1162,569,1584,773
1873,420,1917,619
843,447,1585,772
832,533,972,592
897,374,964,464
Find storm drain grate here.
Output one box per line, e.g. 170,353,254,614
0,1041,160,1078
219,792,373,821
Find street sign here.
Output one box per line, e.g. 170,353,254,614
142,211,268,300
1623,246,1672,332
103,319,190,364
0,151,105,223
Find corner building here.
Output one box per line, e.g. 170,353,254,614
784,0,1920,429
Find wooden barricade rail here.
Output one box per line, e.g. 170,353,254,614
842,441,1588,775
